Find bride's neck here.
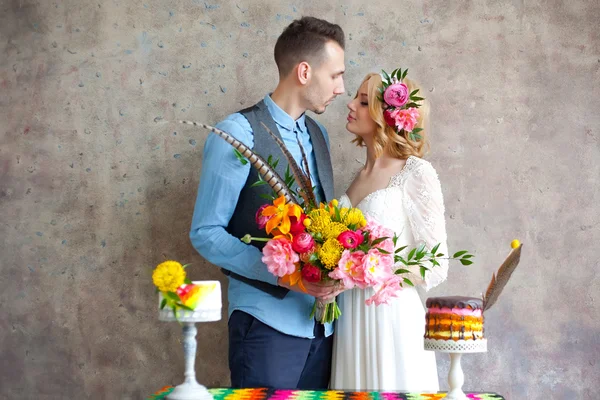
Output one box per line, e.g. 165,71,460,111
364,145,396,173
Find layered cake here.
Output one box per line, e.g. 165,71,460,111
158,280,222,323
424,296,487,352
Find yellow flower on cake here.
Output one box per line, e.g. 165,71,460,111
319,238,344,269
152,260,186,292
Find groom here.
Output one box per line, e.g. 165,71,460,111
190,17,346,389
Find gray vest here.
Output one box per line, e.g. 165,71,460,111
224,99,334,298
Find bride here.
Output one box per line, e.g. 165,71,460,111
330,70,449,391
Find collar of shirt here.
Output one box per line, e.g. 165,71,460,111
264,94,307,136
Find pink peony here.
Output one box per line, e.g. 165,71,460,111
362,248,394,287
301,263,322,283
393,107,420,133
383,82,410,108
289,214,308,235
329,250,366,289
255,204,271,230
366,275,403,306
337,230,364,249
365,218,394,241
262,237,299,277
292,232,316,254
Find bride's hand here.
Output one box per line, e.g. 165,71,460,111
277,277,339,298
317,281,347,303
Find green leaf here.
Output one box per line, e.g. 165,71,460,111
184,278,192,284
391,68,399,78
371,237,390,246
460,259,474,266
431,259,440,267
401,69,408,79
436,253,444,257
411,96,425,101
160,298,167,310
398,258,408,265
395,268,410,275
407,248,416,260
233,149,248,165
177,303,195,312
420,266,427,279
431,243,440,255
407,261,419,266
395,245,408,254
409,133,422,141
272,159,279,169
250,180,268,188
182,263,192,269
410,89,420,96
453,250,469,258
381,69,391,83
462,254,474,259
165,292,180,302
412,127,424,134
403,278,414,287
377,248,390,254
396,68,402,80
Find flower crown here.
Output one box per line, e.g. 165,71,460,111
377,68,425,142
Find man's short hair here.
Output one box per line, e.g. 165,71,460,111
274,16,345,77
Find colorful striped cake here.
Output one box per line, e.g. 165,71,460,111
424,296,484,341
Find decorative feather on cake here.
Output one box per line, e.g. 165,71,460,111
178,120,314,207
482,241,523,311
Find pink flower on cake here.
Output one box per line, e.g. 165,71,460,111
393,107,420,133
255,204,271,230
337,230,364,249
301,263,321,283
292,232,316,254
176,284,201,309
262,237,299,277
383,82,410,108
366,275,403,306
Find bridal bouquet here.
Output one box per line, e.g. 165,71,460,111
243,195,472,323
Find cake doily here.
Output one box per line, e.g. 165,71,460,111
424,338,487,353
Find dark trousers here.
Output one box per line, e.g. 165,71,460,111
228,310,333,389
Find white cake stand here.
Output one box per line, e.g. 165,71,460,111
424,338,487,400
158,281,221,400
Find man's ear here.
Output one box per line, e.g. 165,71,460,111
297,61,311,85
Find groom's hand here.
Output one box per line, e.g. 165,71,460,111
277,277,339,298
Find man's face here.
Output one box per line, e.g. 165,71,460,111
305,41,346,114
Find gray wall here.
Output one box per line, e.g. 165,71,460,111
1,0,598,399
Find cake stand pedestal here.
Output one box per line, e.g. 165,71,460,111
158,281,221,400
424,339,487,400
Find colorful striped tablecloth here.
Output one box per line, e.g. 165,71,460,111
147,387,505,400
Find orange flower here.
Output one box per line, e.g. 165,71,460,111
261,195,302,235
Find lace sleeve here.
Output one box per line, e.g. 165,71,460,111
402,160,449,291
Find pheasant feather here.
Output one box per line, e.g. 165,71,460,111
178,120,299,205
483,244,523,311
259,122,317,207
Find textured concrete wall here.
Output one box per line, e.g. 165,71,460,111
1,0,598,399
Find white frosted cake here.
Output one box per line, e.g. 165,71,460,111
158,280,222,322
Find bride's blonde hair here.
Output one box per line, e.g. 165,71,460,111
351,73,430,159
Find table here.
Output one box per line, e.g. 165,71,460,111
147,387,505,400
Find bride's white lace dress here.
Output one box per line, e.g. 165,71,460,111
331,156,449,391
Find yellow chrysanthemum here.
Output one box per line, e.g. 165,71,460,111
152,261,186,293
324,222,349,240
343,208,367,228
307,209,332,234
318,238,344,270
